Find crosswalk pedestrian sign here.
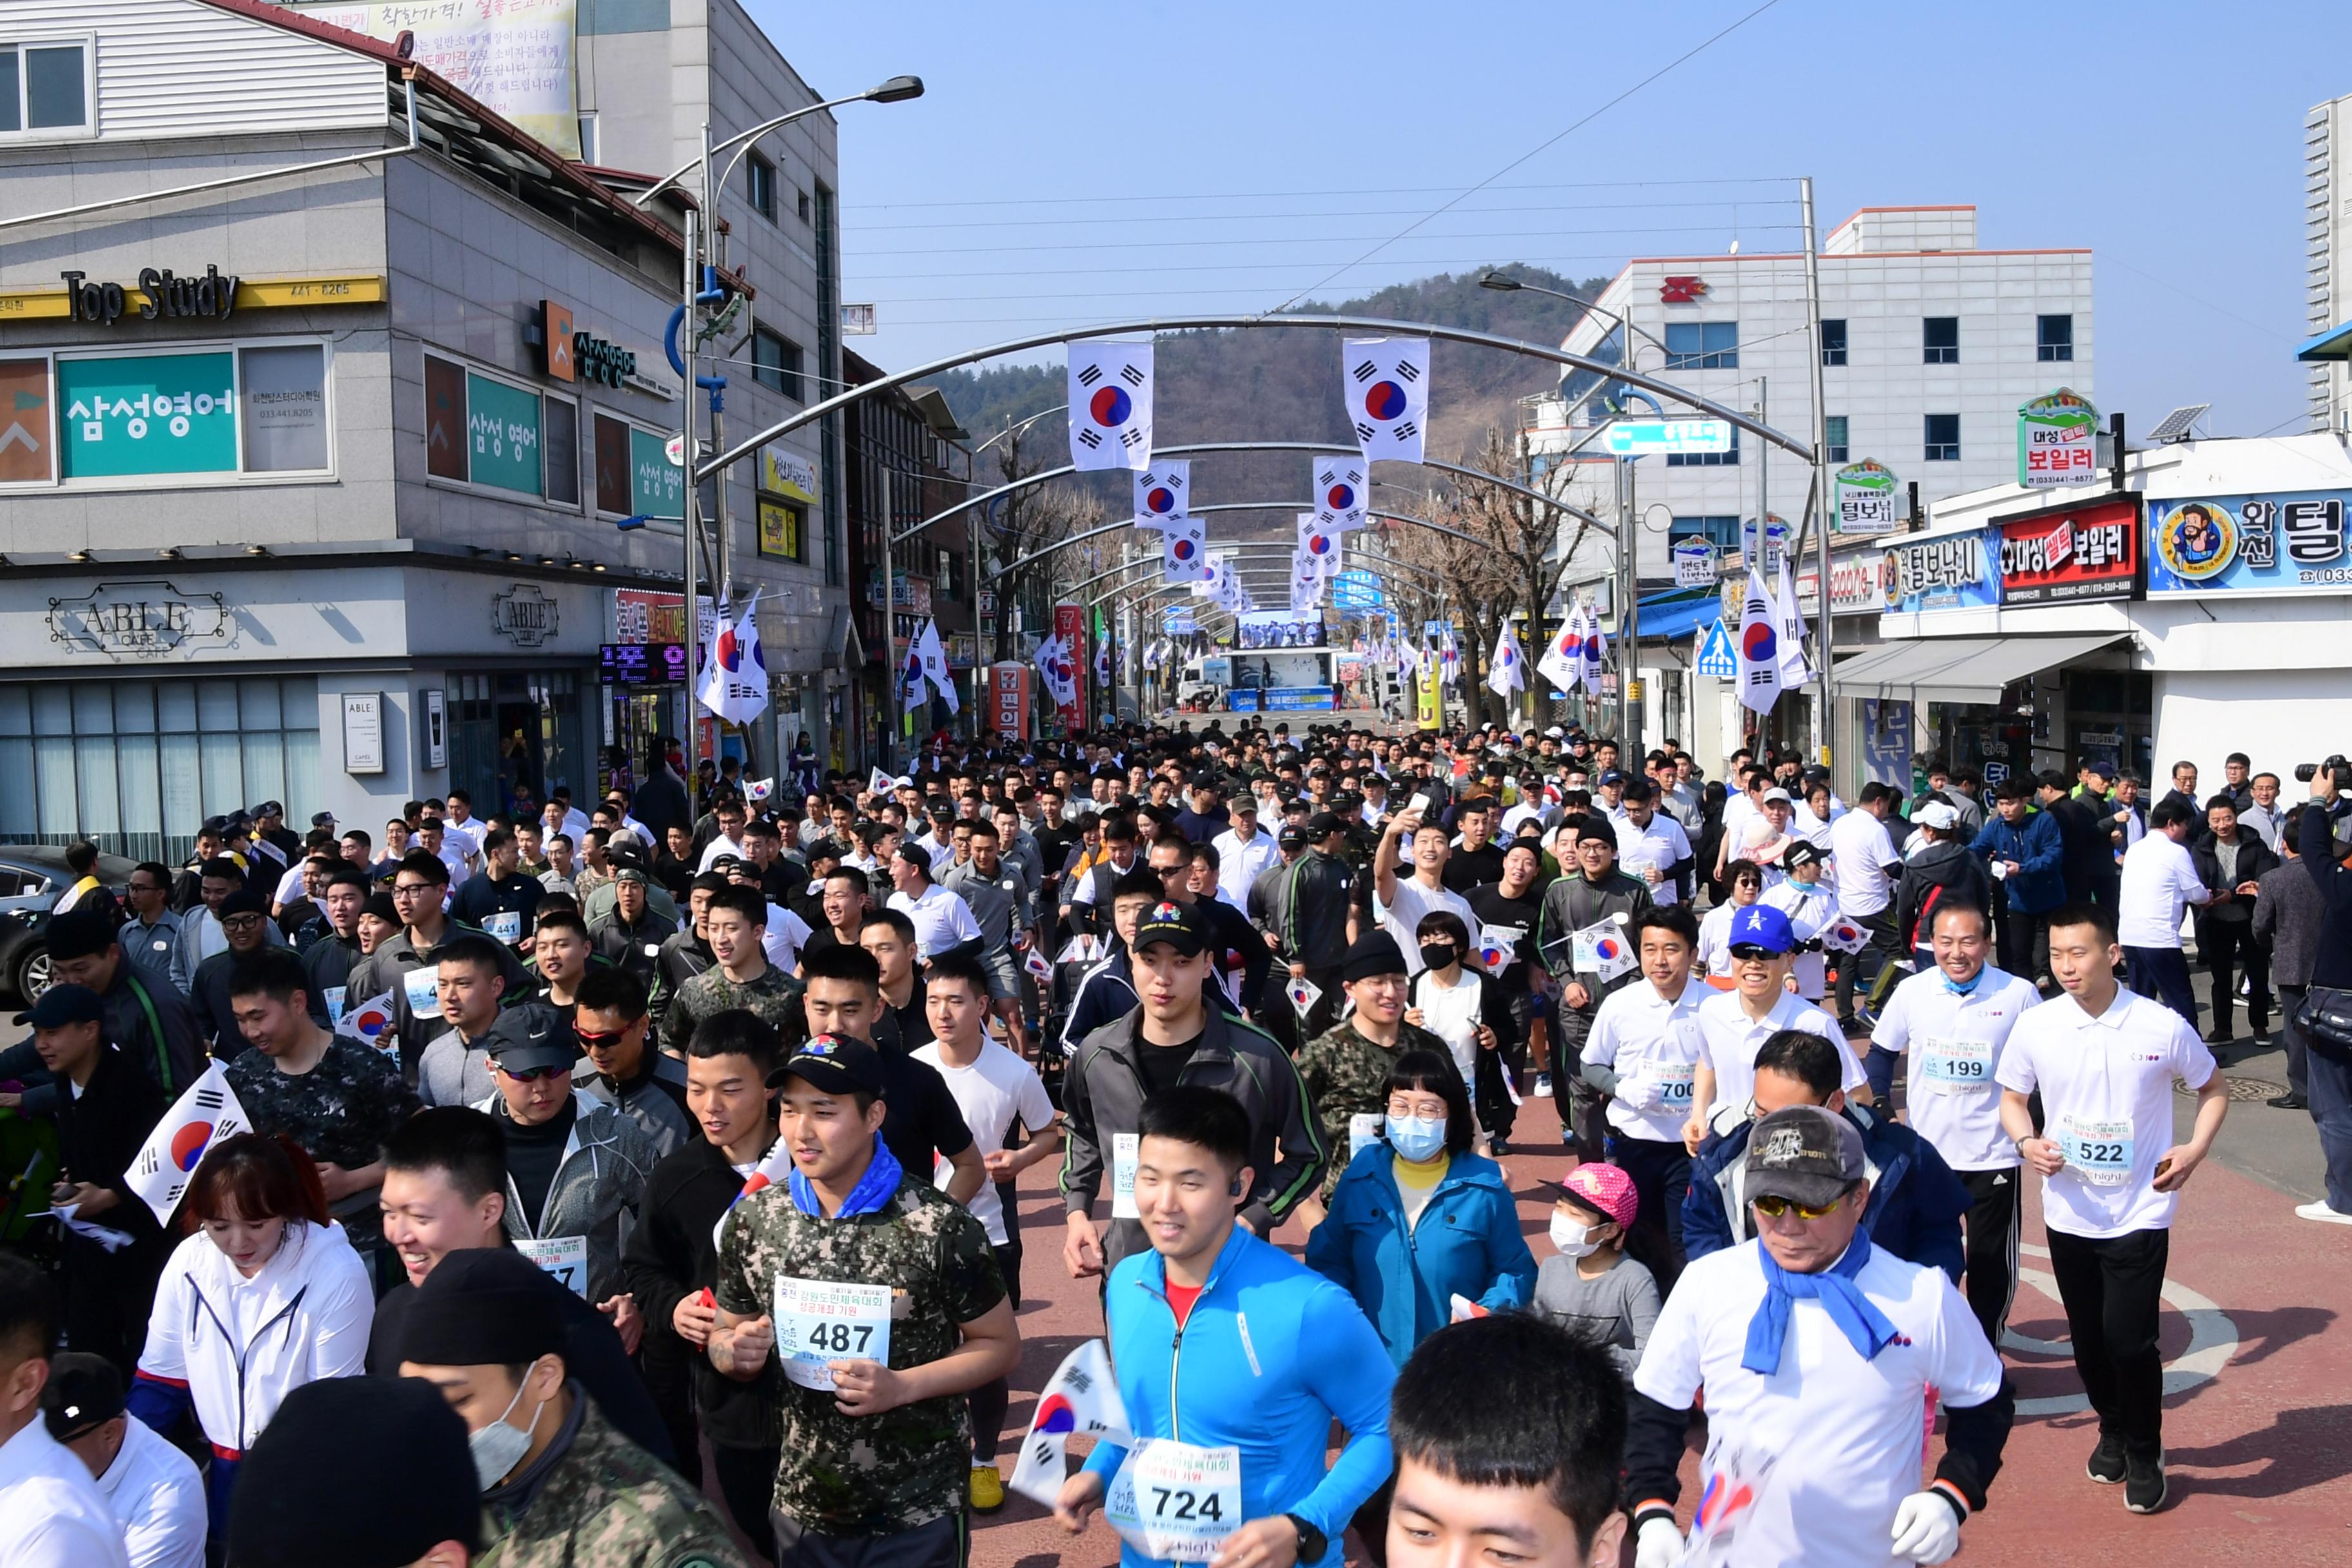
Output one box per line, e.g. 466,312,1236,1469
1695,618,1738,680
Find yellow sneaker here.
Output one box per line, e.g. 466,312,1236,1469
970,1464,1006,1513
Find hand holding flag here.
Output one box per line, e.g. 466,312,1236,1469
126,1063,251,1224
1008,1340,1132,1510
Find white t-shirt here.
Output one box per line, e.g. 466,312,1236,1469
1758,878,1839,1000
912,1039,1057,1246
1694,990,1865,1119
1698,903,1742,979
1827,809,1899,918
1634,1239,2004,1568
1612,813,1692,906
270,863,308,908
2116,833,2209,950
1411,965,1485,1087
0,1417,133,1568
890,883,983,957
1870,964,2041,1170
1584,979,1707,1142
1995,985,2215,1239
761,903,815,972
440,817,484,860
96,1415,206,1568
696,834,749,873
1210,826,1280,914
1378,874,1478,976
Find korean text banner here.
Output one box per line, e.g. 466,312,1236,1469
1990,496,2139,607
298,2,582,159
1880,531,2001,614
2148,490,2352,598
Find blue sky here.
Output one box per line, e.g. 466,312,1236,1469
747,0,2352,437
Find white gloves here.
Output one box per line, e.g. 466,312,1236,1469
1616,1077,1663,1111
1633,1516,1684,1568
1889,1491,1963,1564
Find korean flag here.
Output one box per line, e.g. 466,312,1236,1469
1314,456,1369,533
1133,461,1189,532
1297,511,1344,571
1069,340,1153,472
1344,337,1430,464
1162,516,1211,582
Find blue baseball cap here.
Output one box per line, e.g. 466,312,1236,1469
1727,903,1796,955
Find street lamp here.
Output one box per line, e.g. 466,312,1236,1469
1477,271,1673,362
631,77,924,210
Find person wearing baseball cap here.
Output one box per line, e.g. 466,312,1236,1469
710,1033,1019,1568
1627,1103,2013,1568
42,1349,206,1567
1687,903,1870,1149
1531,1162,1658,1384
1759,839,1841,1004
1894,799,1994,973
1293,934,1451,1204
1210,792,1279,918
1537,814,1655,1162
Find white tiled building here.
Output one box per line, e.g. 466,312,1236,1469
1530,206,2095,576
2305,90,2352,429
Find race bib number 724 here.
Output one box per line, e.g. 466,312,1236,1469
1106,1439,1242,1563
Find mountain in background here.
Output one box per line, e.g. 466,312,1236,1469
923,266,1609,547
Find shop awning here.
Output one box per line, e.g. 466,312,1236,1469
1833,632,2128,704
1632,590,1718,644
2297,320,2352,361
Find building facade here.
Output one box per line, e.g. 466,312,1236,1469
1530,205,2094,577
0,0,850,862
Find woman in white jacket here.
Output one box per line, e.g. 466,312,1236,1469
126,1133,373,1553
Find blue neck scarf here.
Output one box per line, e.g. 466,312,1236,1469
788,1133,903,1219
1742,1232,1899,1377
1943,966,1984,997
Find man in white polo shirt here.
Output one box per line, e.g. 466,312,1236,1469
1210,794,1279,916
1626,1104,2013,1568
1611,777,1694,907
1685,904,1868,1151
886,845,983,961
2115,798,2220,1028
1997,901,2228,1515
1870,899,2041,1345
1828,782,1905,1034
1580,905,1707,1291
1372,805,1476,975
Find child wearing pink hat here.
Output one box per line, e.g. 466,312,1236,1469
1532,1162,1660,1382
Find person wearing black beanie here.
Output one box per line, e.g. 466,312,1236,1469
227,1376,480,1568
394,1249,749,1566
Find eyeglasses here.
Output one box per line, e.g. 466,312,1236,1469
571,1026,633,1048
1750,1191,1851,1222
391,883,435,897
1727,944,1781,961
497,1063,567,1083
220,915,266,931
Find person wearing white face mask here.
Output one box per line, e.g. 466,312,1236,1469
395,1247,751,1565
1531,1162,1658,1385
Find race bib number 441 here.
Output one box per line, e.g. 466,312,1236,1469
1106,1439,1242,1563
772,1277,894,1389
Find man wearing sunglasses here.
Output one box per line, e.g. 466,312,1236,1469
573,966,694,1159
1629,1102,2012,1568
484,1005,658,1355
1687,905,1870,1154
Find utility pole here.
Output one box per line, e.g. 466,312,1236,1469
880,465,897,770
680,197,701,823
1801,175,1836,769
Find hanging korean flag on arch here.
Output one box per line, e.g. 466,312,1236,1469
1344,337,1429,464
1133,460,1189,531
1297,511,1344,567
1068,340,1153,471
1314,456,1369,533
1162,515,1211,582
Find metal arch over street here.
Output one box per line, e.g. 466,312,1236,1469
701,312,1818,484
896,439,1610,548
988,503,1487,584
1064,547,1446,600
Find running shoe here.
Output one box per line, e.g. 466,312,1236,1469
1532,1072,1553,1098
2124,1452,2166,1514
2085,1433,2127,1485
971,1464,1006,1513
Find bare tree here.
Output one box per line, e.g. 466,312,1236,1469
977,416,1094,663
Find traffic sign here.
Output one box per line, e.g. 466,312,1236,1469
1694,618,1738,679
1333,569,1384,610
1600,418,1732,457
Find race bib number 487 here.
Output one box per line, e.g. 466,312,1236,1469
772,1277,894,1389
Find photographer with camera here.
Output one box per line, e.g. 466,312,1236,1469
2291,756,2352,1226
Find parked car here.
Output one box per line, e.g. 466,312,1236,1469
0,845,139,1004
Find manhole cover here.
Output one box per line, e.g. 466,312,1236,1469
2175,1075,2281,1102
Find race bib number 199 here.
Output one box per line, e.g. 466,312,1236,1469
1917,1036,1995,1093
1106,1439,1243,1563
772,1277,894,1389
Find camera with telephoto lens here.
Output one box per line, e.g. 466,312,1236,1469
2295,754,2352,792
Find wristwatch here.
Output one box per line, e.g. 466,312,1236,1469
1284,1513,1329,1563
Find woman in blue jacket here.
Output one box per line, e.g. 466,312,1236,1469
1306,1049,1538,1368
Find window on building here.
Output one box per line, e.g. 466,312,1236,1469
2037,314,2074,362
797,188,812,223
575,113,600,165
750,328,804,401
542,394,580,507
0,40,91,137
746,152,778,222
1667,426,1740,467
1825,415,1849,464
759,498,806,562
1663,321,1739,370
1672,516,1741,551
1923,316,1959,364
0,677,320,865
1925,413,1961,462
1819,318,1847,367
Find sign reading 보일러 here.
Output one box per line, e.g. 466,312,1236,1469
2146,490,2352,597
1991,497,2140,605
2017,388,2098,489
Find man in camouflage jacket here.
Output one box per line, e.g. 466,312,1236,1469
1294,933,1449,1199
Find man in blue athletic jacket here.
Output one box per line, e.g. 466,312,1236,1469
1054,1086,1393,1568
